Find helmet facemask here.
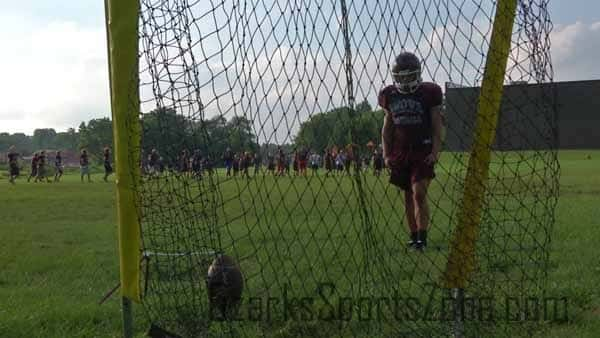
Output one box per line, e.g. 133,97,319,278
392,69,422,94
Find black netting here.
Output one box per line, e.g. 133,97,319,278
127,0,559,336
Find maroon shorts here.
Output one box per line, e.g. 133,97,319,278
388,147,435,190
299,160,307,170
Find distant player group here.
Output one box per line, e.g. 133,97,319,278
137,144,386,179
255,145,387,178
6,146,113,184
6,52,442,252
6,144,387,183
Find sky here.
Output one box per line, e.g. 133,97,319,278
1,0,599,135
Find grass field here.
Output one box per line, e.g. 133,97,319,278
1,150,599,337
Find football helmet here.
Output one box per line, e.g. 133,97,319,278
391,52,422,93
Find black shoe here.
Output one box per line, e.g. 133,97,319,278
416,229,428,251
407,232,418,249
407,239,418,249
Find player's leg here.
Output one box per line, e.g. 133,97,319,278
411,178,431,250
9,166,15,184
404,187,419,248
389,161,419,249
29,165,36,182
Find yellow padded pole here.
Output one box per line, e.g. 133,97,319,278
105,0,141,301
443,0,518,289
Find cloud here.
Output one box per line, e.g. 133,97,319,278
135,0,600,146
2,1,597,139
551,21,600,81
0,17,110,134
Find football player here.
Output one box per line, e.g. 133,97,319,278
80,149,92,183
27,152,39,182
54,150,64,182
379,52,443,251
7,145,20,184
298,148,308,176
276,147,286,176
323,149,333,177
35,150,50,183
223,147,233,177
103,147,114,182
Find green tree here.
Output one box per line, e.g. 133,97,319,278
7,133,34,154
141,107,191,166
227,116,257,153
79,118,113,162
32,128,57,150
295,100,382,152
0,132,11,151
0,133,33,154
200,115,228,157
54,128,79,151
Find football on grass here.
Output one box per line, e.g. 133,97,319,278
206,254,244,319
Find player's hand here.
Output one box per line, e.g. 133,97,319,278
424,152,439,165
384,157,392,168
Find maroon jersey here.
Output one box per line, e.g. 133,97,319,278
8,152,19,164
80,153,89,166
149,151,159,166
378,82,442,151
298,149,308,162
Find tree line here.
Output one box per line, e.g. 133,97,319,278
1,101,384,164
0,118,113,162
294,100,383,153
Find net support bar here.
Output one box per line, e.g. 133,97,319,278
105,0,142,302
443,0,518,289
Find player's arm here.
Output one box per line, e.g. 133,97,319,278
381,109,393,164
428,105,443,163
439,107,447,144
